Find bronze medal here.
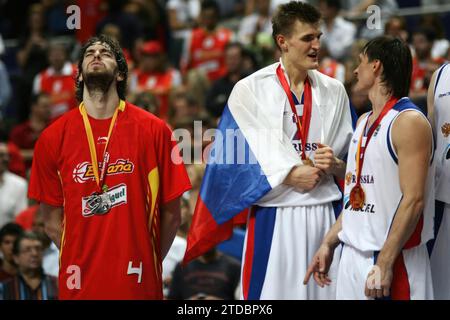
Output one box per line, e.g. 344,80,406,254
350,185,365,210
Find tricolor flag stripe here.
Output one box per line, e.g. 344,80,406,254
245,206,277,300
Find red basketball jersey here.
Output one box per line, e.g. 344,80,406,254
183,27,233,82
33,63,78,119
28,101,191,299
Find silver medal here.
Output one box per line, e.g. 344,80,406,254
86,192,112,215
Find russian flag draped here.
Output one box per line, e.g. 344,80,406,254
183,61,354,264
183,78,301,264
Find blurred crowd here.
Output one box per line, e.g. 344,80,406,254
0,0,449,300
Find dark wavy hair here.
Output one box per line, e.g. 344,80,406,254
76,35,128,102
362,36,412,98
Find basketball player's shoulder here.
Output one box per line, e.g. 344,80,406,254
125,102,171,133
39,108,81,143
233,62,278,95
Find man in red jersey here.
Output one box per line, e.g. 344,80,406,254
28,35,191,300
181,0,233,82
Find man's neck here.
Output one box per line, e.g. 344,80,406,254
368,85,392,122
20,269,42,290
29,115,47,132
52,63,65,75
1,260,17,276
82,88,120,119
281,56,308,88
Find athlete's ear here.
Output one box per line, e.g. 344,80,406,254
77,72,83,82
276,34,288,52
116,73,125,82
372,59,382,74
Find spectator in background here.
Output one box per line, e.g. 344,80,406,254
410,28,446,106
16,3,49,122
238,0,272,47
343,39,367,88
76,0,107,45
124,0,171,49
0,232,58,300
168,247,240,300
419,14,449,59
349,82,370,116
42,0,76,36
99,23,134,69
96,0,143,51
318,46,346,83
205,42,248,118
9,93,51,169
15,205,39,232
343,0,398,39
0,142,28,228
0,60,11,118
132,91,160,115
384,15,409,43
318,0,356,62
167,0,201,36
0,223,24,282
166,0,201,68
181,0,234,83
169,89,204,126
32,42,77,120
5,142,27,179
129,41,182,121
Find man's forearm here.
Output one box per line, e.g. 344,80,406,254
376,195,424,268
331,157,346,179
45,222,62,249
41,204,63,249
160,198,182,260
322,213,343,249
160,214,180,260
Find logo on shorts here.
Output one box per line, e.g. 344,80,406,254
72,159,134,183
82,183,127,217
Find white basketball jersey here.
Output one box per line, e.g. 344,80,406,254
433,63,450,204
257,91,341,207
338,98,434,252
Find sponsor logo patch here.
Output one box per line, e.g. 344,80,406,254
82,183,127,217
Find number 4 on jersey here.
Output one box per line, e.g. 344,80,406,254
127,261,143,283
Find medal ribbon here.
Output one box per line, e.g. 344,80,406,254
79,100,126,192
276,64,312,161
354,97,398,188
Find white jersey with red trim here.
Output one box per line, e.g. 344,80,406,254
338,97,434,252
433,63,450,204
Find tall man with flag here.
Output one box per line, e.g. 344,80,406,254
184,1,354,300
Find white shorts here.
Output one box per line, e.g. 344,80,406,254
240,203,341,300
430,201,450,299
337,243,433,300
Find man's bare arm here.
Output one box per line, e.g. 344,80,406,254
160,197,182,260
40,203,63,249
366,111,432,298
